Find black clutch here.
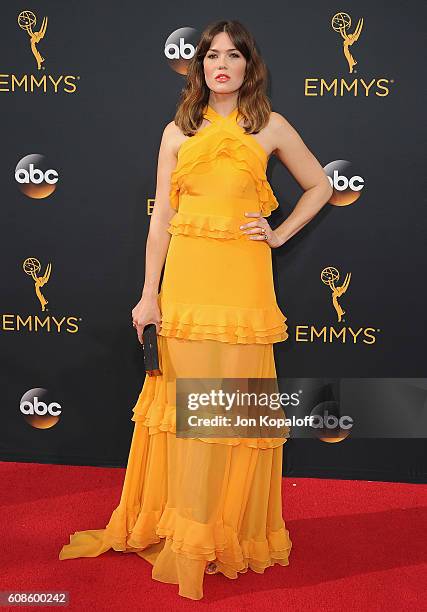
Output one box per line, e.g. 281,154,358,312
142,323,162,376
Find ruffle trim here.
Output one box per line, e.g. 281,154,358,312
105,505,292,576
105,506,164,552
170,133,279,216
167,211,243,239
158,300,289,345
131,387,290,449
154,509,292,574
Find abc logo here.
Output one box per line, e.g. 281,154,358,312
164,27,199,74
310,401,352,443
20,388,61,429
15,153,59,199
16,164,58,185
324,160,364,206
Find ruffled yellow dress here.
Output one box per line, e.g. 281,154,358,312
59,104,292,600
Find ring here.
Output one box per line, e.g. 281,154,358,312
260,227,266,234
264,234,268,240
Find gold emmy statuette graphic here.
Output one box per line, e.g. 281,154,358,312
331,12,363,74
23,257,51,311
17,10,48,70
321,266,351,323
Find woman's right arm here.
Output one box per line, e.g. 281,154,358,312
132,121,180,343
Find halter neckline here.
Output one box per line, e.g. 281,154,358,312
203,104,240,124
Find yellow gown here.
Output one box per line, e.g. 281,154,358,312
59,104,293,600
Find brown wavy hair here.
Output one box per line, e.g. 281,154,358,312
174,20,272,137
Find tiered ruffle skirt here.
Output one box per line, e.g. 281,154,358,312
59,334,292,600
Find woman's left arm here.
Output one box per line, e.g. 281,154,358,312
270,111,333,246
241,112,333,248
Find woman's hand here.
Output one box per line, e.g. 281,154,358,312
240,212,283,248
131,294,162,344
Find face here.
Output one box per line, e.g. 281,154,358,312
203,31,247,94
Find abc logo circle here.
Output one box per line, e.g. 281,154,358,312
324,160,364,206
164,27,199,74
309,400,352,443
20,388,61,429
15,154,59,199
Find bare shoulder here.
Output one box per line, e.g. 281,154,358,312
162,119,181,145
267,111,304,157
161,120,187,158
268,111,296,133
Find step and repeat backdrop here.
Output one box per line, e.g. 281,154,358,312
1,2,426,482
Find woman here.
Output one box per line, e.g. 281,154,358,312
59,20,333,600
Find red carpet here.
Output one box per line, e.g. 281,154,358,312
1,461,426,611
